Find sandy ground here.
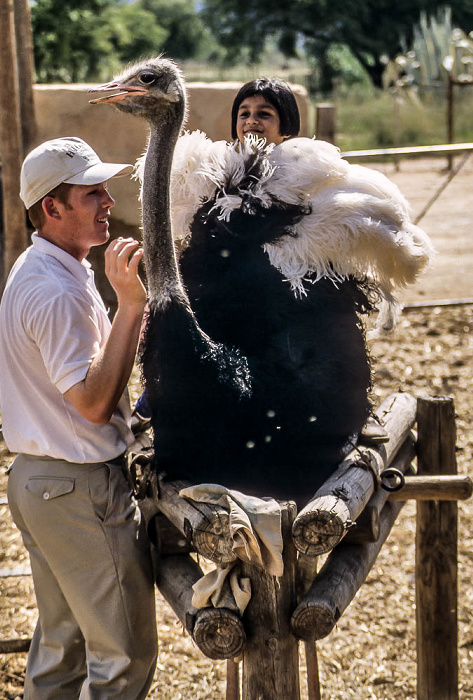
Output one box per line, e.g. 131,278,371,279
0,156,472,699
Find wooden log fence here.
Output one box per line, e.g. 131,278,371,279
292,392,417,557
1,394,471,700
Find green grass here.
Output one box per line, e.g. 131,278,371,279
332,84,473,152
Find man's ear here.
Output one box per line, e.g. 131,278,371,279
42,196,60,220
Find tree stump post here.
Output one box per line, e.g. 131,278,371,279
240,501,300,699
415,396,458,700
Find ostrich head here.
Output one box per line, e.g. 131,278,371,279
90,57,188,302
89,56,187,123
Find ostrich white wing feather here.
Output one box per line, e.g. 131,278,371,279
266,137,349,204
167,133,434,330
169,130,231,240
262,139,434,330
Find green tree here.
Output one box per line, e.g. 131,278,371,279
31,0,114,82
201,0,473,88
30,0,168,82
139,0,220,60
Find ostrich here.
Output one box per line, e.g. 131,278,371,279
90,58,433,506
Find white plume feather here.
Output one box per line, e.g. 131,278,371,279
139,131,434,331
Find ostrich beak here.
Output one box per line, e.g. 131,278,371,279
88,82,148,104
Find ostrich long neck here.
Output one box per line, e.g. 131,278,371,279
142,105,186,305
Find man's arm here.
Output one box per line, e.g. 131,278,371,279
64,238,147,424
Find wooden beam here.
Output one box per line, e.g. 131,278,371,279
416,397,459,700
388,474,472,502
403,298,473,310
292,393,417,556
341,142,473,160
0,638,31,653
344,435,415,544
194,608,246,660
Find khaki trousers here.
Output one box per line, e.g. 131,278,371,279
8,454,158,700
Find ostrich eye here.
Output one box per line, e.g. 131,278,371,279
139,71,156,85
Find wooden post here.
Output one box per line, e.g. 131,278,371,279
226,660,240,700
13,0,37,155
297,554,321,700
416,397,458,700
447,76,454,170
315,103,335,144
241,502,300,699
0,0,27,288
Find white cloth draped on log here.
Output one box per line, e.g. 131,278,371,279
179,484,283,615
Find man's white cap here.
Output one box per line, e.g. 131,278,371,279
20,137,133,209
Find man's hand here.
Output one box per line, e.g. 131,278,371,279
64,237,147,424
105,237,147,309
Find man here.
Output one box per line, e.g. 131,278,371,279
0,137,157,698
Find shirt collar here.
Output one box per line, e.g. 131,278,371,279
32,232,92,282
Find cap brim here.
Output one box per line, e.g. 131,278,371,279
64,162,133,185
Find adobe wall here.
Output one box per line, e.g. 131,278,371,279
33,82,312,229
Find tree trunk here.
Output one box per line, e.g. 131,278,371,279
0,0,27,289
13,0,36,155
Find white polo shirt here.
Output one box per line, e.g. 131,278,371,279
0,233,133,463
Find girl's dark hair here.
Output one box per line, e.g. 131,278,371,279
231,78,301,140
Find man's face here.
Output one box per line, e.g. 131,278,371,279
53,183,115,260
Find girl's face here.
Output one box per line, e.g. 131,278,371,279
236,94,289,146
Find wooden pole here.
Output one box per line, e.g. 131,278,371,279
344,434,415,544
0,0,27,289
13,0,36,155
226,660,240,700
315,104,335,144
0,638,31,653
297,554,321,700
241,502,300,699
447,76,454,170
416,397,458,700
341,142,473,160
388,474,472,502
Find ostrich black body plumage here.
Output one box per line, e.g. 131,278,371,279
90,58,374,506
173,189,372,503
